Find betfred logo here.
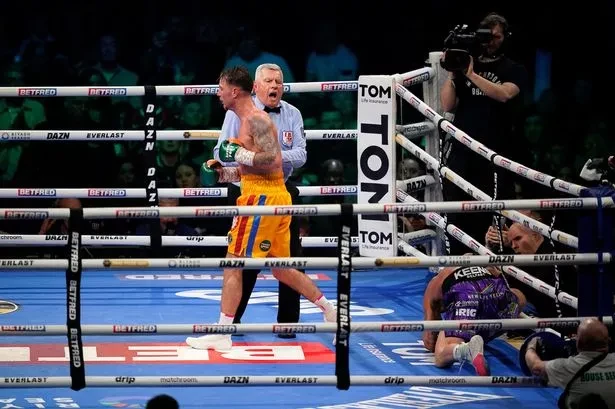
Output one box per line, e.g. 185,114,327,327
0,342,334,364
183,188,222,197
115,209,159,218
321,82,358,91
195,208,238,217
539,199,583,209
88,189,127,197
381,324,424,332
17,189,56,197
184,86,219,95
88,88,127,96
320,186,358,195
274,207,317,215
4,210,49,219
18,88,57,96
460,202,505,212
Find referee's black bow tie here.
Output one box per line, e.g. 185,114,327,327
264,106,281,113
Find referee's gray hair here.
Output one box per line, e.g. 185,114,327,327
255,63,284,82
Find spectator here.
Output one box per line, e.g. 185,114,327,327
146,394,179,409
440,12,528,255
484,210,577,318
524,318,614,408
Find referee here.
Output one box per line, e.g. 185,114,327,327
213,63,307,338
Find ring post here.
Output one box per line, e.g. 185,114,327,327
357,75,397,257
336,203,353,390
577,186,614,318
142,85,162,251
423,51,448,258
65,208,85,391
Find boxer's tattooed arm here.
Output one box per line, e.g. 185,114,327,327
218,167,240,183
248,114,279,166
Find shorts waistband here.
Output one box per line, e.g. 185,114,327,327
241,172,286,193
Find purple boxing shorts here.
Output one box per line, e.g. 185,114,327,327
441,276,520,342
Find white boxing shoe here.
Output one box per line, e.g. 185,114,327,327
186,334,232,352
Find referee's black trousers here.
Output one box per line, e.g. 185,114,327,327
228,181,303,324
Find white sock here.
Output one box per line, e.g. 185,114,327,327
453,342,469,362
219,312,234,325
314,294,335,314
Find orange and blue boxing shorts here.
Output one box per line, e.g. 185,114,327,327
227,172,291,258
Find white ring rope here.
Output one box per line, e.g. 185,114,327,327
396,134,581,249
0,234,362,248
0,253,607,270
0,230,435,249
396,175,436,192
0,67,432,99
0,375,545,388
0,129,357,142
396,121,436,140
0,197,611,221
0,185,358,199
394,81,589,196
398,229,438,246
397,189,578,309
2,316,611,336
0,176,431,199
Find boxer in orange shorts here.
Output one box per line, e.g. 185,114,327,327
227,172,292,259
186,66,337,352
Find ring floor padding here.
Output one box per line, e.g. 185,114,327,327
0,268,560,408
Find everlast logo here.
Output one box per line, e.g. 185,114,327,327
275,377,318,384
533,254,576,262
4,377,47,384
360,84,391,99
323,132,357,139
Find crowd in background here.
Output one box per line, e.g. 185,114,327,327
0,10,611,260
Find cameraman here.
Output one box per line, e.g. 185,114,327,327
440,12,528,255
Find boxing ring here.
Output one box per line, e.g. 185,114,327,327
0,52,614,408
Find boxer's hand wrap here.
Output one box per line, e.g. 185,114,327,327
220,138,255,167
234,147,255,167
218,167,241,183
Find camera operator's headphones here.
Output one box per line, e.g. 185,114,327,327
479,12,512,41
